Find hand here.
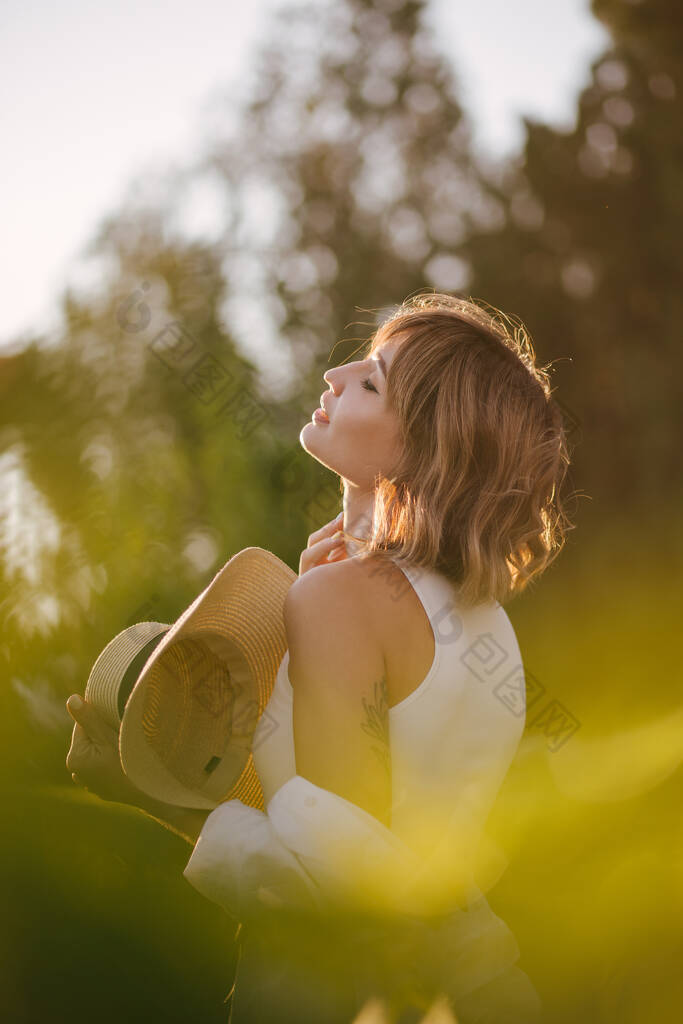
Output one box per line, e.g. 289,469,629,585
298,512,349,576
65,694,147,807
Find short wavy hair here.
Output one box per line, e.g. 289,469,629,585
342,292,578,608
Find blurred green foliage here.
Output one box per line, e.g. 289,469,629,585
461,0,683,508
1,0,681,1020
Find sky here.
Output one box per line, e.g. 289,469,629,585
0,0,610,355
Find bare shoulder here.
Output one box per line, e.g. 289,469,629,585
286,554,374,601
284,555,409,670
283,558,378,640
283,558,390,670
284,554,400,618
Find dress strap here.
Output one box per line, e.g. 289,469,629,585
385,557,463,648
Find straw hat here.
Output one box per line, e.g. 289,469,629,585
80,547,297,811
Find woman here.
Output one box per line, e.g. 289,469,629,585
67,292,573,1022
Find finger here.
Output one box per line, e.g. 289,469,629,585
309,532,345,562
306,520,341,548
326,544,347,561
66,695,118,746
72,773,89,793
299,532,346,574
66,723,91,773
322,531,346,556
66,695,83,721
306,512,344,547
302,531,344,565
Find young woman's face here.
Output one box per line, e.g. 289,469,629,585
299,340,403,490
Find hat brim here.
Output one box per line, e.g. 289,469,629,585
119,547,297,810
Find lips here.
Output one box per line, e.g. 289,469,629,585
319,393,332,418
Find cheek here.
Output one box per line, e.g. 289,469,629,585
331,405,400,461
336,405,374,437
374,412,401,447
366,418,402,467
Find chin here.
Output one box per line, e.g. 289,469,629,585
299,423,316,450
298,424,323,459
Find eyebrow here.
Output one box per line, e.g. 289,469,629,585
372,352,387,378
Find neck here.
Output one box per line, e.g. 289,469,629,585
341,483,375,556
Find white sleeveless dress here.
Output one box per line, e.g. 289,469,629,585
185,557,544,1022
253,558,528,878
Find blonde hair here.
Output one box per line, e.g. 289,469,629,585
344,292,578,608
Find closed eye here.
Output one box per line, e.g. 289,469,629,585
361,377,378,393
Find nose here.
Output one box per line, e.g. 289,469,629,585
324,361,360,393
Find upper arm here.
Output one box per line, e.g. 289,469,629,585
283,567,392,828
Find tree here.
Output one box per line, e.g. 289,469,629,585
1,0,503,776
461,0,683,509
203,2,500,389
